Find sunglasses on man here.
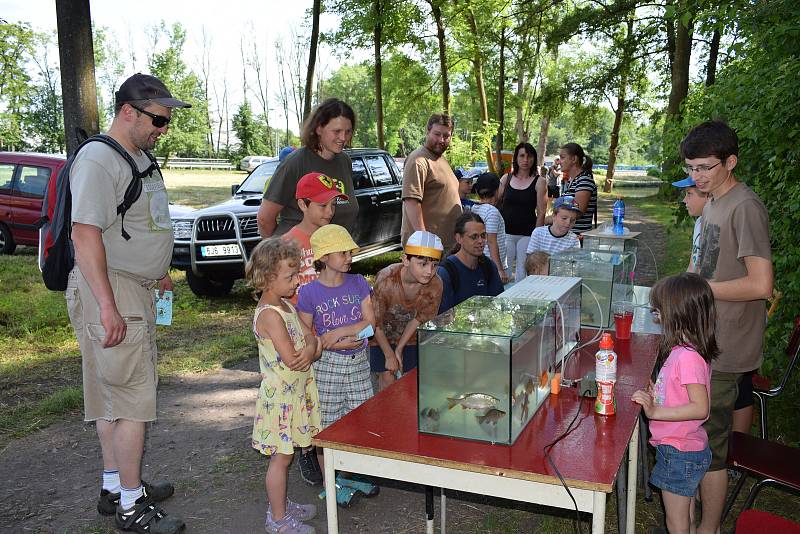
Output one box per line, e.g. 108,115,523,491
129,103,171,128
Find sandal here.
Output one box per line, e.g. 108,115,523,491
115,493,185,534
267,499,317,521
336,474,380,497
317,483,360,508
265,512,315,534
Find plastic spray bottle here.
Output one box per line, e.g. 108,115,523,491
594,333,617,416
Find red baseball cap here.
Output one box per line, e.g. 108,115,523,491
295,172,349,203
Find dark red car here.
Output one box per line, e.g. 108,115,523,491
0,152,66,254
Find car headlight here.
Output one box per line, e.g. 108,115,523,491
171,219,193,239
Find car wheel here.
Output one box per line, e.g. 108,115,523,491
186,270,235,297
0,224,16,255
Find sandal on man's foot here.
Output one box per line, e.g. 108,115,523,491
336,474,379,497
97,480,175,515
115,493,185,534
317,483,360,508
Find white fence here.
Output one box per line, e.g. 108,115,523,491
163,158,234,170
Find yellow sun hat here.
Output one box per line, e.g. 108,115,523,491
310,224,359,261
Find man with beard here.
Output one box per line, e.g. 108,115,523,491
67,73,188,533
401,114,462,253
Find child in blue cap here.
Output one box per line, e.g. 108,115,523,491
672,176,708,272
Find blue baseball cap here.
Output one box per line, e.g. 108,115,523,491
553,195,582,213
671,176,696,188
279,146,295,161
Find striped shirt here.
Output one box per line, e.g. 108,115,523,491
471,202,508,269
563,171,597,234
526,225,581,255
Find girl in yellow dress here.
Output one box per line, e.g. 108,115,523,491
246,238,322,534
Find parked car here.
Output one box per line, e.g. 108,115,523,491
239,155,272,172
170,148,404,297
0,152,66,254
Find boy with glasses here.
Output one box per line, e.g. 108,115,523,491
681,120,773,534
370,231,444,390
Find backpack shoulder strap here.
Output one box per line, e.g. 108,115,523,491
87,134,158,241
477,255,492,284
442,256,460,294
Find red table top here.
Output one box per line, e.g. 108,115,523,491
313,329,660,492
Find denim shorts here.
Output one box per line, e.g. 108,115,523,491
650,444,711,497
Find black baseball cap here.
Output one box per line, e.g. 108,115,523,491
115,73,191,108
472,172,500,195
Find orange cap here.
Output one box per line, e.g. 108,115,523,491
599,333,614,350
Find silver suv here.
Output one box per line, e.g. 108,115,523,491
170,148,404,297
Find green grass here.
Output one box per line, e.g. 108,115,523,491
624,195,693,277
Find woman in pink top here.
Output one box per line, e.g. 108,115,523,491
632,273,718,534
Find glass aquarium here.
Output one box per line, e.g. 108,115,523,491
498,275,582,363
417,296,556,445
549,249,635,328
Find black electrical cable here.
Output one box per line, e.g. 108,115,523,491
543,389,592,534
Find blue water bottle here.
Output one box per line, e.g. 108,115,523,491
612,197,625,235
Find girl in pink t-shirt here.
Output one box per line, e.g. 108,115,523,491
632,273,719,534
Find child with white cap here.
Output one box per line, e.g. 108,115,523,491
370,231,444,391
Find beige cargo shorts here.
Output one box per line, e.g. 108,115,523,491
66,267,158,422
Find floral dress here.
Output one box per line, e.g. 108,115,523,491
251,300,321,456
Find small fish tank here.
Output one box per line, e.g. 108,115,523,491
417,296,556,445
549,249,635,328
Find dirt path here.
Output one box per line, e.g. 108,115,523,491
1,198,668,534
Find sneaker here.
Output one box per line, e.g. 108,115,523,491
336,474,379,497
98,480,175,516
265,512,315,534
115,491,185,534
318,483,360,508
298,449,323,486
267,499,317,522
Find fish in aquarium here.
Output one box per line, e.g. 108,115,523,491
447,392,500,411
419,407,440,421
476,408,507,425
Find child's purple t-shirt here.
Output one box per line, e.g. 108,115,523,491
296,273,371,355
649,346,712,452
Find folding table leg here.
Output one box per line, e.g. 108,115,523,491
323,448,339,534
639,416,652,501
592,491,607,534
425,485,434,534
627,421,639,534
441,487,447,533
616,449,628,534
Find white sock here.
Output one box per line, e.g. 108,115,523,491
120,484,144,511
102,470,121,493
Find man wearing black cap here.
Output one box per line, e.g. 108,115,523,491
66,73,189,533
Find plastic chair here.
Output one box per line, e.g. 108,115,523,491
752,314,800,440
722,431,800,524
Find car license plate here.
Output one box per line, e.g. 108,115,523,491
201,244,241,257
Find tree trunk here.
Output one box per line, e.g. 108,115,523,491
536,115,549,167
55,0,99,155
374,0,385,150
303,0,321,122
604,17,633,194
495,26,506,172
430,1,450,114
666,6,693,119
706,28,720,86
463,4,493,173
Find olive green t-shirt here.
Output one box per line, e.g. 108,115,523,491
70,140,173,280
262,147,357,236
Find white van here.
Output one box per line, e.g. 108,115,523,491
239,155,272,172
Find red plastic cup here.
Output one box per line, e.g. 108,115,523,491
613,301,634,340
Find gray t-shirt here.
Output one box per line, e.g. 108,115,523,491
70,140,173,280
696,182,772,373
262,147,357,235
